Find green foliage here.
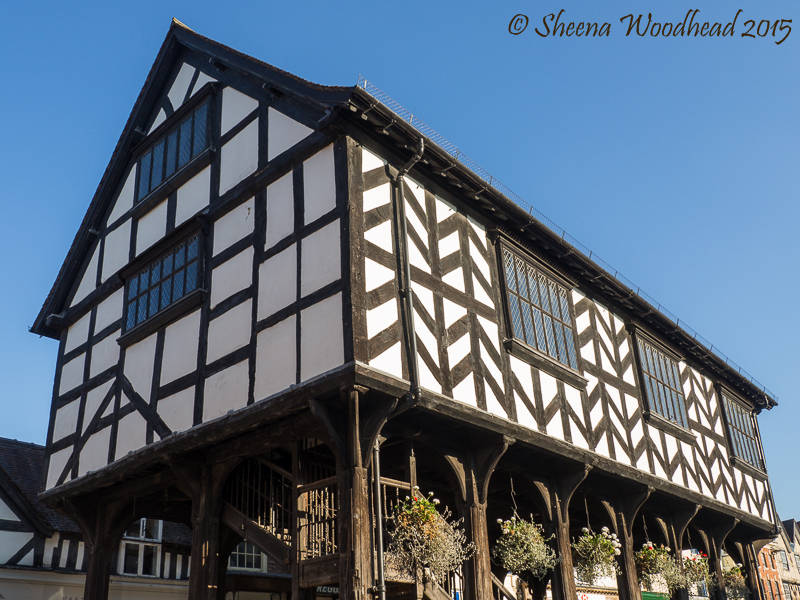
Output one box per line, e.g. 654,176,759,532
709,565,751,600
491,516,560,580
635,542,687,593
572,527,621,584
386,487,474,584
683,552,710,594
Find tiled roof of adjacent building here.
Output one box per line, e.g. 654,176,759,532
0,437,191,545
0,437,78,532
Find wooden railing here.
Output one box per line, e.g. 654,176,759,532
491,573,517,600
298,475,339,560
224,457,292,545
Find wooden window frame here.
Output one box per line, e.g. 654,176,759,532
629,326,694,443
117,223,206,348
719,386,767,477
495,237,587,390
119,518,163,578
132,83,217,219
228,541,265,572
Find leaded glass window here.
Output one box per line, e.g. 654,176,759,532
137,99,209,202
722,393,764,470
125,234,201,331
636,338,689,428
502,247,578,370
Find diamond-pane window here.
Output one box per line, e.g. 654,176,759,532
124,233,202,332
637,338,689,428
722,393,764,470
501,247,578,370
137,98,210,202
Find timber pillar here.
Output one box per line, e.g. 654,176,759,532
654,505,699,600
440,436,513,600
170,458,238,600
731,540,764,600
310,387,397,600
600,487,652,600
525,466,591,600
699,520,738,600
63,495,130,600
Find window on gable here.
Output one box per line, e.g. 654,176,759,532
636,337,689,429
501,247,578,370
721,392,764,471
137,99,209,202
125,233,201,332
781,550,790,571
795,554,800,570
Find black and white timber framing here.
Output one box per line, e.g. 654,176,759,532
30,20,779,600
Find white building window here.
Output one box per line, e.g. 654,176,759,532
119,518,162,577
228,541,263,571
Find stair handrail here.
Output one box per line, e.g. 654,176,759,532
490,573,517,600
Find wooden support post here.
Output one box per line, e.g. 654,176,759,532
291,441,309,600
63,496,129,600
740,542,765,600
706,520,739,600
441,436,513,600
171,457,238,600
310,389,397,600
600,487,652,600
216,524,244,600
525,466,591,600
654,506,699,600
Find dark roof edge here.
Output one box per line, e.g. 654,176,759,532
31,20,354,339
30,23,776,412
0,463,53,536
346,86,776,410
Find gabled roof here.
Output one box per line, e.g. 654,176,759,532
0,437,192,545
31,19,353,340
783,519,798,545
0,437,75,533
31,22,776,410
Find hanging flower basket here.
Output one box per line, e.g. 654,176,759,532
683,552,710,594
635,542,687,594
572,527,621,584
385,487,475,584
491,515,560,581
710,564,751,600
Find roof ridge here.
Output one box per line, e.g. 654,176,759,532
0,436,42,447
171,18,194,32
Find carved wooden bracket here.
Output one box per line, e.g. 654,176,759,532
524,465,591,525
600,485,652,537
310,387,398,470
438,435,514,505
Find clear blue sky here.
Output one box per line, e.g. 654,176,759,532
1,1,797,518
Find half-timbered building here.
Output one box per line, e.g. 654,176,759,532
31,20,780,600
